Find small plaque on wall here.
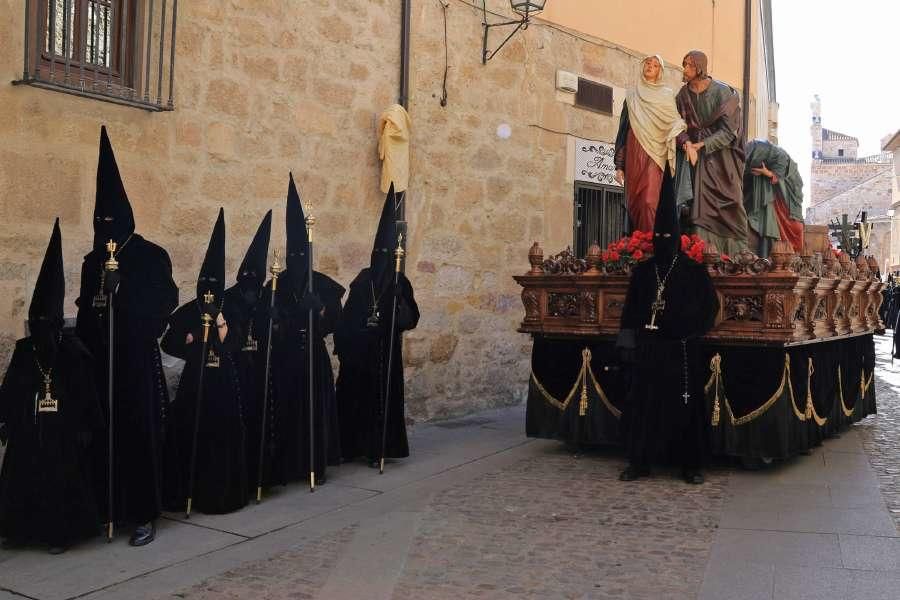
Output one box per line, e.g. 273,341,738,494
575,138,620,187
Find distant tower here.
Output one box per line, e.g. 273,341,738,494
810,94,823,160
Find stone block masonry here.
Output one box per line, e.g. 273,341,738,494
0,0,743,422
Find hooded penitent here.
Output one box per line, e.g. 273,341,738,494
93,126,135,250
236,210,272,302
29,218,65,364
197,208,226,310
285,173,310,294
0,216,105,548
652,170,680,266
370,183,399,293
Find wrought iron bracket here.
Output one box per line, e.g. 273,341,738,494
482,3,530,64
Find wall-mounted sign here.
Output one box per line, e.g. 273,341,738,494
575,138,620,187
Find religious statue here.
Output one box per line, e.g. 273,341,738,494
675,50,750,256
614,55,687,232
743,139,805,256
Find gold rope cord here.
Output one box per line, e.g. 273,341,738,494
804,358,829,426
530,347,621,418
530,368,582,412
838,368,854,418
863,369,874,394
707,353,793,426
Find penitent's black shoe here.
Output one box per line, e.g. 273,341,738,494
683,469,705,485
619,465,650,481
128,521,156,547
47,545,67,555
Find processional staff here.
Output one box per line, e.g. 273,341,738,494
305,202,317,492
379,233,405,474
256,250,283,503
185,291,215,519
104,239,118,542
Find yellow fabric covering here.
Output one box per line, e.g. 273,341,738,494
378,104,412,193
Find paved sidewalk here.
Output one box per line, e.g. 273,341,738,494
1,337,899,599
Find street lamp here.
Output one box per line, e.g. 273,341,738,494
482,0,548,64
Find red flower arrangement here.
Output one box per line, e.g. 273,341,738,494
599,230,706,268
680,233,706,263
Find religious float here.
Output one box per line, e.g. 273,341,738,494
515,226,880,463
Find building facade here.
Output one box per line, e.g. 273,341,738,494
0,0,776,421
883,130,900,270
805,96,893,271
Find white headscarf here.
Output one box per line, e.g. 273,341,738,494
625,55,686,174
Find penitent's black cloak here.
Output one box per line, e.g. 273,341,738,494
0,220,105,547
161,209,248,514
75,126,178,526
618,172,718,468
223,210,272,489
335,184,420,462
252,174,345,486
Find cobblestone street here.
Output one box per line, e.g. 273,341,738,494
855,335,900,533
2,337,900,600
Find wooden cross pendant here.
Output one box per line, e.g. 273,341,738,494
645,297,665,330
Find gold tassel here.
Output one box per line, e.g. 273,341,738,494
578,348,592,417
710,354,722,426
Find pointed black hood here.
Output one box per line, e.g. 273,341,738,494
93,126,135,250
237,210,272,288
285,173,309,293
197,208,226,308
653,170,680,265
29,218,65,325
370,183,399,289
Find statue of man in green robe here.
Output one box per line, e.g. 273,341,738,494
743,139,805,257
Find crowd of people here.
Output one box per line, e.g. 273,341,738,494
0,127,419,554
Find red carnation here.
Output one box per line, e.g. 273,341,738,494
633,249,644,260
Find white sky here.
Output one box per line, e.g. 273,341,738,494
772,0,899,209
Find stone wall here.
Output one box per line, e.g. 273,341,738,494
821,137,858,160
808,161,891,207
805,170,893,269
0,0,749,422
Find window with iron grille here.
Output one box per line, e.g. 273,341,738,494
573,182,626,258
14,0,179,111
574,78,613,115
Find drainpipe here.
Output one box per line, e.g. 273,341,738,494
397,0,411,258
742,0,752,142
400,0,410,110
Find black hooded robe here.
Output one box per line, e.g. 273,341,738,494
0,335,105,547
254,271,345,485
335,269,419,461
161,302,248,514
224,211,272,491
619,257,718,468
77,127,179,527
76,239,177,526
225,284,267,490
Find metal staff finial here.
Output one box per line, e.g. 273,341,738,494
105,239,119,272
